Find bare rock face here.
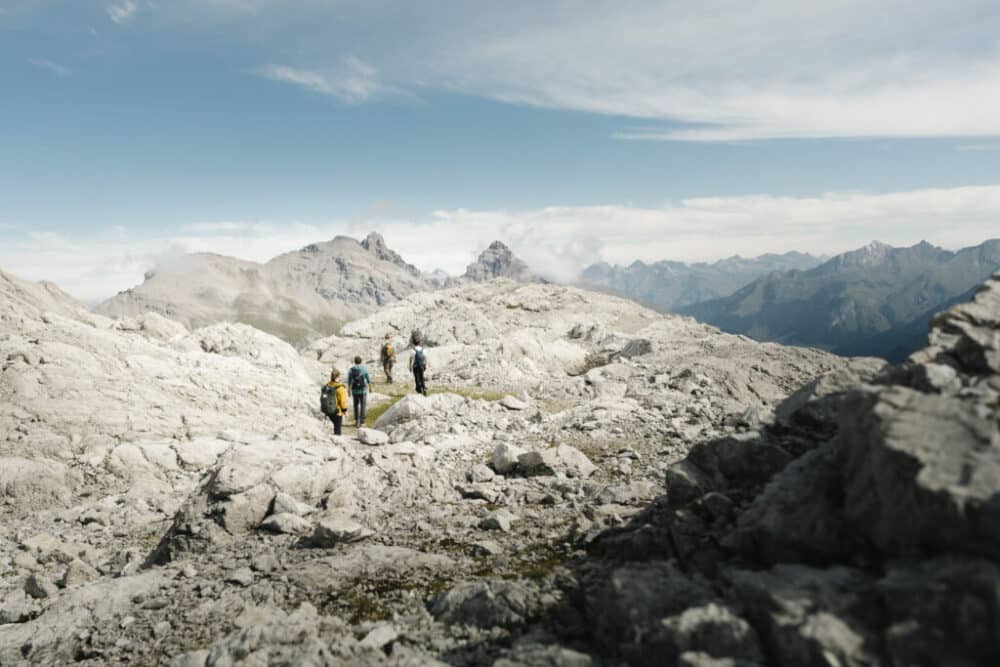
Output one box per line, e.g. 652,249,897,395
573,272,1000,665
0,457,79,510
310,513,374,547
430,579,537,628
516,445,596,479
840,386,1000,557
360,232,423,279
95,234,436,344
463,241,545,283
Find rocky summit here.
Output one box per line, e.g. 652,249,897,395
94,234,435,346
2,262,999,666
463,241,546,284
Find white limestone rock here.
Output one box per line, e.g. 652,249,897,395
260,512,313,536
310,513,374,547
518,445,597,479
357,427,390,445
492,443,526,475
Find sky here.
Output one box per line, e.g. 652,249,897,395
2,0,1000,302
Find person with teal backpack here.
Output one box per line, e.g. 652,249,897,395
346,356,372,427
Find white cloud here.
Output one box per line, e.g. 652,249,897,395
2,184,999,303
26,58,72,77
106,0,137,24
82,1,1000,140
416,1,1000,141
256,57,386,103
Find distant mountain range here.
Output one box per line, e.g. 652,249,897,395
95,237,541,345
95,232,1000,362
679,239,1000,361
580,252,823,311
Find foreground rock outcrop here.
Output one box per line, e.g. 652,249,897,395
513,272,999,666
11,265,997,665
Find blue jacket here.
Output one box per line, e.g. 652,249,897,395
347,365,371,395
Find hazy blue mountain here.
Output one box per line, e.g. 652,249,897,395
679,239,1000,361
580,251,823,311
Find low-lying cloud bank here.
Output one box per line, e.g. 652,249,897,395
3,184,999,303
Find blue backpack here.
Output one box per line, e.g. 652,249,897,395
413,348,426,370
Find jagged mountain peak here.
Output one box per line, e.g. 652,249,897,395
463,240,544,283
823,239,950,272
357,231,422,278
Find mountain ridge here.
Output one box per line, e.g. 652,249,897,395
680,237,1000,360
95,233,435,345
580,250,824,311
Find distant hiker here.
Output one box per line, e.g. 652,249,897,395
347,356,372,427
320,369,349,436
409,334,428,396
380,334,397,384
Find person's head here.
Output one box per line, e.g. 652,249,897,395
330,369,340,381
354,355,362,364
385,333,390,340
412,334,422,346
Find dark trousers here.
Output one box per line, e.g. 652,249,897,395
383,361,394,383
328,414,343,436
413,367,427,396
353,392,367,425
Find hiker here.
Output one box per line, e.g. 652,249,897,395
347,355,372,427
320,369,349,435
380,334,397,384
409,334,428,396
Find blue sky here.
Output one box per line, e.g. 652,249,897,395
2,1,1000,300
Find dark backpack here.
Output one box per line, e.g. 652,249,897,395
413,348,426,370
350,367,368,392
320,384,337,415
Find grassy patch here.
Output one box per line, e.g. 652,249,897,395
365,394,405,425
431,386,508,402
341,587,392,625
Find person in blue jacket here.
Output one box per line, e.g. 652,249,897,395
346,355,372,427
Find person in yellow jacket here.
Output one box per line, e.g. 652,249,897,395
320,369,349,435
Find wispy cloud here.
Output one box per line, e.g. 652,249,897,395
72,2,1000,141
106,0,137,24
256,57,385,104
3,184,999,301
26,58,72,77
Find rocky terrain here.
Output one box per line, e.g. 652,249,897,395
95,233,435,346
3,261,998,666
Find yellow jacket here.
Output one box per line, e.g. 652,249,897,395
325,381,349,416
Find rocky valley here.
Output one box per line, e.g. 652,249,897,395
2,262,999,666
